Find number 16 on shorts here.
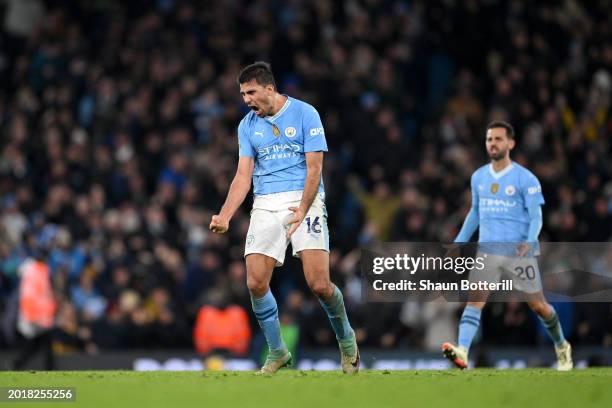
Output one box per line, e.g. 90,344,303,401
305,216,321,234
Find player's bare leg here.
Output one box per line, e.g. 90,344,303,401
246,254,292,374
527,293,572,371
443,293,488,369
300,249,359,373
246,254,276,297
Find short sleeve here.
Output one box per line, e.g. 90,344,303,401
522,172,545,207
303,107,328,153
238,118,256,157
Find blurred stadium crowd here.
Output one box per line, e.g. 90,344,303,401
0,0,611,361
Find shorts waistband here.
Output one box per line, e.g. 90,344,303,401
253,190,325,211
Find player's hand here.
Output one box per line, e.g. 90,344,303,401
209,214,229,234
442,242,461,258
286,206,305,238
516,243,531,257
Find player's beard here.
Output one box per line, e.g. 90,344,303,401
488,147,507,161
251,101,272,117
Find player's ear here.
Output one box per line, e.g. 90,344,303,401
509,138,516,150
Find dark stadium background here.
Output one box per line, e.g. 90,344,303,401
0,0,610,370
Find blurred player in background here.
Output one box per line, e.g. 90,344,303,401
442,121,573,371
10,250,57,370
210,62,359,374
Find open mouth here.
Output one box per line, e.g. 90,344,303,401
250,105,260,114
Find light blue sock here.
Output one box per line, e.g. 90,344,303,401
458,306,482,350
538,308,565,347
318,286,354,343
251,290,286,353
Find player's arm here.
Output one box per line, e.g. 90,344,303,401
287,151,323,237
454,207,479,243
517,173,545,256
454,175,479,243
287,107,328,238
516,203,543,256
526,204,543,242
209,156,254,233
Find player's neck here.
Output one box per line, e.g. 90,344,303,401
268,93,288,117
491,157,512,173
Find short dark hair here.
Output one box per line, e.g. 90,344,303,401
237,61,276,89
486,120,515,139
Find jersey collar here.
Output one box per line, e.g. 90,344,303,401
265,95,291,123
488,162,514,179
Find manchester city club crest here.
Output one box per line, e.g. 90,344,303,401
246,234,255,247
285,126,296,138
491,183,499,194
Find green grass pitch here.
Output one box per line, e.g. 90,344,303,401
1,369,611,408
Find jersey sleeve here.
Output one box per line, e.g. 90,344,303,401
470,172,479,211
521,171,545,208
453,172,480,243
302,107,328,153
237,118,256,157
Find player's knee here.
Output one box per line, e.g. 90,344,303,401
246,276,269,297
308,278,332,298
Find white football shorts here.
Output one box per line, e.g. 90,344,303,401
469,251,543,294
244,190,329,266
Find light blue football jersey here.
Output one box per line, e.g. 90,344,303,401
237,96,328,196
471,162,545,243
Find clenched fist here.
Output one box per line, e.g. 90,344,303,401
209,214,229,233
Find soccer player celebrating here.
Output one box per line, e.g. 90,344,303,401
442,121,573,371
209,62,359,374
